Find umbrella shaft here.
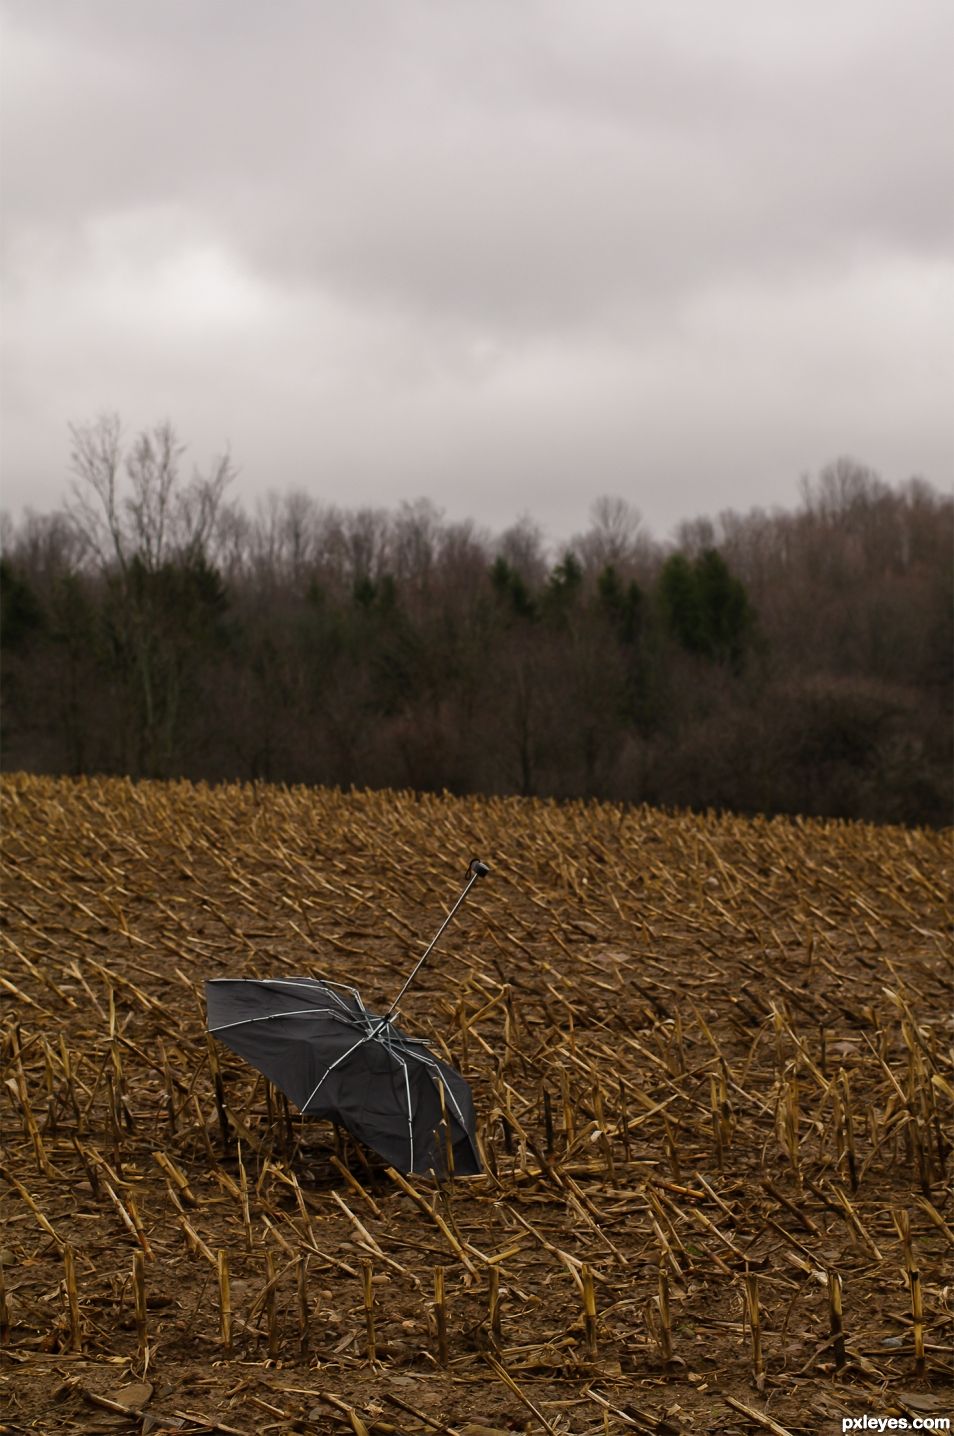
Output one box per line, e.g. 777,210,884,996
383,870,480,1019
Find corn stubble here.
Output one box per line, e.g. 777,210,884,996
0,773,951,1435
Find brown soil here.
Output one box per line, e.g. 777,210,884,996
0,774,951,1436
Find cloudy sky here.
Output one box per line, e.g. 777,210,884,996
2,1,951,545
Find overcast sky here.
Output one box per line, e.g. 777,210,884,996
2,1,951,545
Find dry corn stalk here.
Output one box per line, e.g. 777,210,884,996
744,1269,765,1389
581,1262,598,1361
656,1257,673,1366
827,1269,845,1369
361,1258,376,1365
432,1265,448,1366
132,1249,148,1367
63,1243,82,1352
1,774,951,1430
894,1209,927,1377
217,1248,232,1351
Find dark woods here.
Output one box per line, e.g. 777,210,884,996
2,417,951,826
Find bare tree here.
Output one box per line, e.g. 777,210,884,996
573,495,644,576
673,515,716,558
799,456,888,523
496,515,548,587
69,415,233,574
67,414,234,775
392,498,442,595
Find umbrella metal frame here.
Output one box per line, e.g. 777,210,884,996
208,976,474,1173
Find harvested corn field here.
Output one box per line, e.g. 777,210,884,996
1,773,951,1436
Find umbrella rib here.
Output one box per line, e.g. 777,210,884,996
247,979,359,1015
379,1026,417,1169
384,1032,432,1049
300,1030,379,1110
397,1047,473,1138
378,1037,474,1159
209,1006,354,1034
322,981,366,1014
391,1048,415,1173
211,978,363,1019
209,978,325,994
299,1026,414,1171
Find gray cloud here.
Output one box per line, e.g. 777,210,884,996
1,0,951,542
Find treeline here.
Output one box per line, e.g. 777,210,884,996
1,417,951,825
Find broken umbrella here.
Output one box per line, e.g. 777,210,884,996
205,859,489,1176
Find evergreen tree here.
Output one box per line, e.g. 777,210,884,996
0,560,44,650
658,553,705,652
543,550,583,623
490,556,535,619
597,564,643,644
694,549,752,668
658,549,752,667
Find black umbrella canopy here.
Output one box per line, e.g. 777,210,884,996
206,976,481,1177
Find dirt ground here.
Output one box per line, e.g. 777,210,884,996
1,774,951,1436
